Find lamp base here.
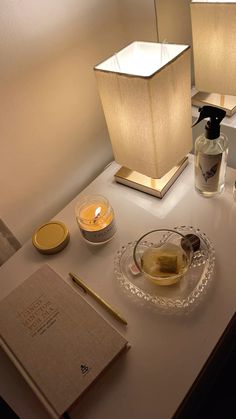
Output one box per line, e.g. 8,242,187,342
192,91,236,117
114,157,188,198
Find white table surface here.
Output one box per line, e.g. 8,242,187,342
0,155,236,419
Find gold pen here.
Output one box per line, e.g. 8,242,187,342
69,272,128,326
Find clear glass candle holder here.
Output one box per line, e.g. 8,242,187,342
75,195,116,245
133,229,193,286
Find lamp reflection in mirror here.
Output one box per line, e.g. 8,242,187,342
191,0,236,116
94,42,192,198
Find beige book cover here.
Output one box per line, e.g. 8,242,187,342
0,265,128,418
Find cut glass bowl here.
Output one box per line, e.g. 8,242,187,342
114,226,215,313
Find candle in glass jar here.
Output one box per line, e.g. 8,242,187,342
75,195,116,244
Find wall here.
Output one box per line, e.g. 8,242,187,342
120,0,158,42
3,1,234,244
155,0,194,82
155,0,192,45
0,0,157,243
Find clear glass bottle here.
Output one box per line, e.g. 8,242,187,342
195,132,228,197
193,106,228,197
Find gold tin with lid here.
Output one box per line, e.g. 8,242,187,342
32,221,70,254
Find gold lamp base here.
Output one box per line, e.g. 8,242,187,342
192,91,236,117
114,157,188,199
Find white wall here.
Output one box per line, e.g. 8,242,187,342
155,0,192,45
120,0,158,42
0,0,157,243
6,0,234,245
155,0,194,82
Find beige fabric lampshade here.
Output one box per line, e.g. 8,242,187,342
191,1,236,96
94,42,192,179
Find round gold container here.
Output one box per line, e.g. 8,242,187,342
32,221,70,254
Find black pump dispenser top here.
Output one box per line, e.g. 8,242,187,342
192,106,226,140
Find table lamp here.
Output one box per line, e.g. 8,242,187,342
191,0,236,116
94,41,192,198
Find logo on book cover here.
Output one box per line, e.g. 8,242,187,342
80,364,90,376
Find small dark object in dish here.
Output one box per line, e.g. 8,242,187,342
181,233,201,253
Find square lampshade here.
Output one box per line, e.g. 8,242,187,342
94,41,192,179
191,0,236,96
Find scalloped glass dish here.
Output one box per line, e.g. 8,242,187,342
114,226,215,313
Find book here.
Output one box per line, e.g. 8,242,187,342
0,265,129,418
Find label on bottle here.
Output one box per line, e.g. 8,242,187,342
195,152,222,192
80,219,116,244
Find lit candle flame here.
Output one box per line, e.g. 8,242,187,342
94,206,102,220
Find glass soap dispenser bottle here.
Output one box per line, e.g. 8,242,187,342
193,106,228,197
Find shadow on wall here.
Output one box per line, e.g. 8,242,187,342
0,0,128,243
